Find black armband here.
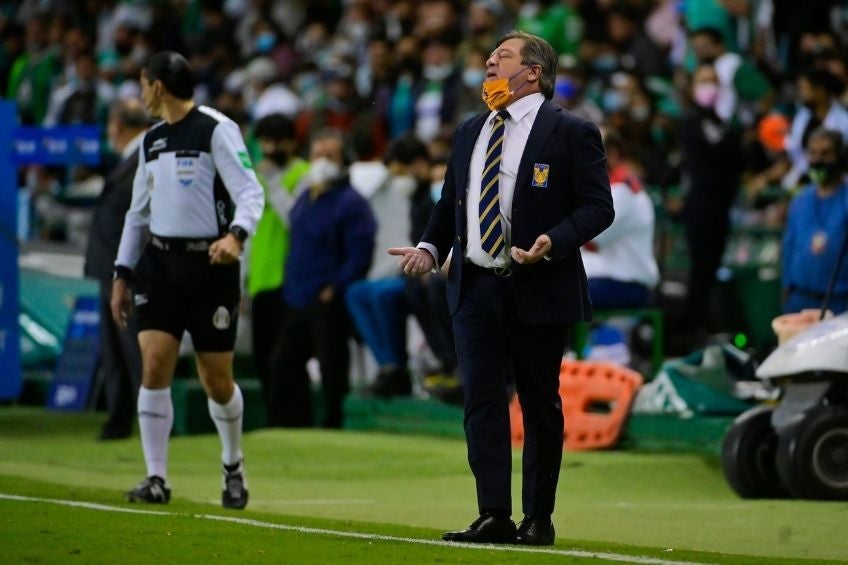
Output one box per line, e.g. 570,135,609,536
113,265,133,282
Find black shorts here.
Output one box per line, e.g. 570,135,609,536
132,239,240,352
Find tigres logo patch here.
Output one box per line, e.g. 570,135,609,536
532,163,550,188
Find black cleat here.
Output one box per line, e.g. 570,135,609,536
126,476,171,504
222,459,249,510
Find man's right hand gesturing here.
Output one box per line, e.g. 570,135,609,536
388,247,435,276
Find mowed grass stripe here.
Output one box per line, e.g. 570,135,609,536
0,493,712,565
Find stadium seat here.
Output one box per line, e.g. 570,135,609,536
510,360,643,451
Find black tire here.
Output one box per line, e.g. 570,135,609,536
721,405,788,498
776,405,848,500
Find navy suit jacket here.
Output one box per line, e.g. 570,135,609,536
420,100,614,325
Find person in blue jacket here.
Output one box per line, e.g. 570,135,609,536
783,128,848,314
267,128,376,428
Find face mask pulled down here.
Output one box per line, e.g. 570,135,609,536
481,66,529,111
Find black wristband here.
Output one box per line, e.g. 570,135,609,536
113,265,133,282
229,224,248,243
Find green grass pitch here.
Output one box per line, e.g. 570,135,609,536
0,406,845,564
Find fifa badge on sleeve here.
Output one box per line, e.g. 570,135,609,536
532,163,550,188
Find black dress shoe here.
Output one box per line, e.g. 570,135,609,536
516,516,555,546
442,514,517,544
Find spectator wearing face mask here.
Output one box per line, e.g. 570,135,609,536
552,62,603,126
267,128,376,428
413,34,462,142
784,68,848,189
346,134,419,397
455,46,489,123
688,26,773,125
247,113,309,414
782,128,848,314
680,63,745,341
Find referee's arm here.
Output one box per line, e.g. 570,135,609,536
213,120,264,237
112,142,151,327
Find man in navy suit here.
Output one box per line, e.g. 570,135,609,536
389,31,613,546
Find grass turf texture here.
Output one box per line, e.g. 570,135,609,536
0,407,845,564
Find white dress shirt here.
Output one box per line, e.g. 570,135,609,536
465,93,545,267
419,92,545,269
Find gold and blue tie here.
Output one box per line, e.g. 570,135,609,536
479,110,509,257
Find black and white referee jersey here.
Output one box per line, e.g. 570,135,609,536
115,105,264,271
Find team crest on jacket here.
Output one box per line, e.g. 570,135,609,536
212,306,231,330
532,163,550,188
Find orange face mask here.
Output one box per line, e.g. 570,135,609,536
481,66,529,111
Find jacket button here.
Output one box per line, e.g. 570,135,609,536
458,199,463,206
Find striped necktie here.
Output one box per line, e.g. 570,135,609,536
479,109,510,257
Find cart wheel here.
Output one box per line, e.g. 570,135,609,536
721,405,787,498
776,406,848,500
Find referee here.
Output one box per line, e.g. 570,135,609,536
111,52,263,509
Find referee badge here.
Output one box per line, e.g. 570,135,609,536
212,306,231,330
176,157,195,187
532,163,550,188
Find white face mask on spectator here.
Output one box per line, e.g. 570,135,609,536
693,83,720,109
462,68,485,89
389,175,416,197
423,63,453,82
308,157,341,187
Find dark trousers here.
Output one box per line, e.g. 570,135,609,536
588,277,651,309
452,265,568,518
405,274,457,372
267,296,351,428
251,288,287,408
97,284,141,434
684,192,734,331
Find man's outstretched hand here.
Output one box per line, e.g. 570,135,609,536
510,234,552,265
388,247,435,276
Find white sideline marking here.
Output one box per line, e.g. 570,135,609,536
209,498,375,506
0,493,714,565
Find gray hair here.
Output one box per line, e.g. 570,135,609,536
496,31,558,99
109,99,149,131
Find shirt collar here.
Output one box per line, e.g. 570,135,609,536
491,92,545,124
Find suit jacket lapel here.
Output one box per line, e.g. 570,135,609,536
515,101,560,200
456,113,488,194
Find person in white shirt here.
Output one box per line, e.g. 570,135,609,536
581,129,659,309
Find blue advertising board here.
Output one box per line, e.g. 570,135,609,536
47,296,100,410
0,101,102,402
11,124,101,166
0,101,21,401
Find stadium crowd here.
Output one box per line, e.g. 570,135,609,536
5,0,848,423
